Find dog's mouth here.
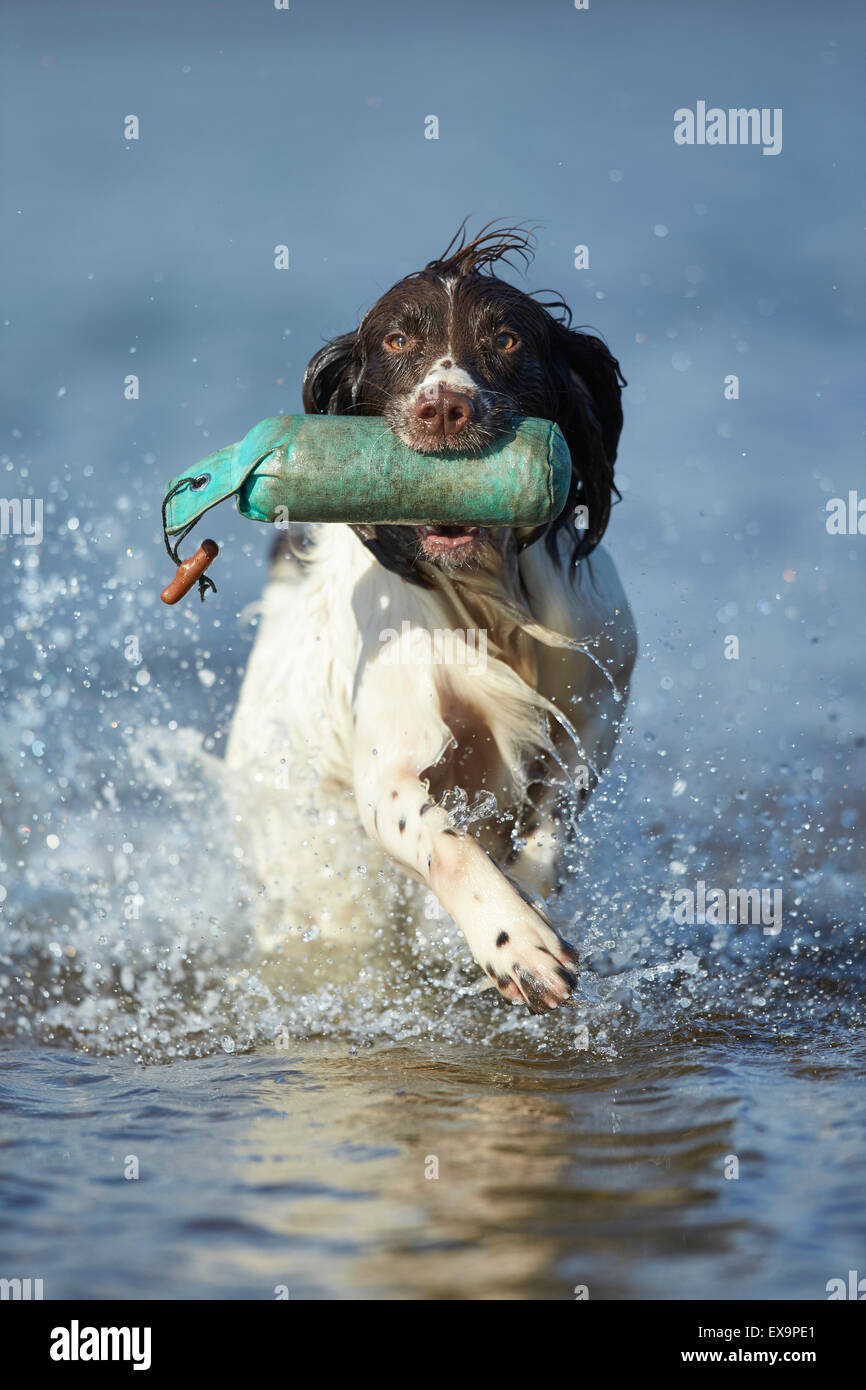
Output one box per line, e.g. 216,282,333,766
416,523,487,561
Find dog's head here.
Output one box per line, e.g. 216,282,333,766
302,224,626,584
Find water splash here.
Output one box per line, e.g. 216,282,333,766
1,526,863,1062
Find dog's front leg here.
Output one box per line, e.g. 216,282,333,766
352,669,579,1014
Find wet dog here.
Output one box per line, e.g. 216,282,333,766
226,225,636,1013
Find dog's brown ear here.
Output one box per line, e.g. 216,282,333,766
302,331,362,414
543,325,626,563
561,330,625,464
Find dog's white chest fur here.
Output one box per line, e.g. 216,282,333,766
225,523,635,1008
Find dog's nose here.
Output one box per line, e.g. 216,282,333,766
415,386,474,439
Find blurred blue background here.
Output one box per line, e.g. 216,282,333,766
2,0,864,750
1,0,865,1305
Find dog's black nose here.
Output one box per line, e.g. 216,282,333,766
415,386,474,439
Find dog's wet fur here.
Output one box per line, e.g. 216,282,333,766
301,223,625,583
230,224,636,1015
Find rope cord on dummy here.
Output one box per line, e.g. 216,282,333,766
160,476,219,604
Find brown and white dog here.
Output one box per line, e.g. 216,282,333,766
226,226,636,1014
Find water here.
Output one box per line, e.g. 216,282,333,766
2,1025,864,1300
1,0,864,1300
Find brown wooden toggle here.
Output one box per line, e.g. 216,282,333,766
160,539,219,605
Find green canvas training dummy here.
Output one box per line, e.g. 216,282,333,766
160,414,571,603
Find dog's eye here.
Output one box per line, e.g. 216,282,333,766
383,333,411,352
494,331,519,352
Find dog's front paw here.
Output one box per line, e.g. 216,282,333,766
474,906,579,1014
